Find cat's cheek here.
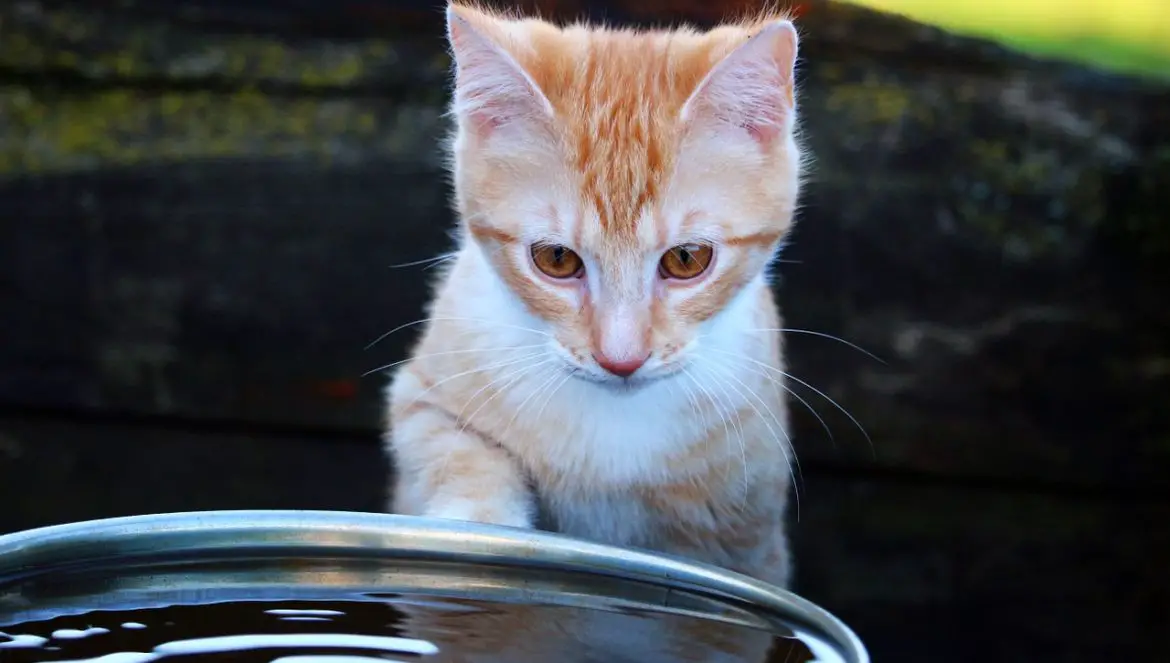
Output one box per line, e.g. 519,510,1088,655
424,496,534,530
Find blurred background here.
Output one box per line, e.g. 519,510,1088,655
0,0,1167,660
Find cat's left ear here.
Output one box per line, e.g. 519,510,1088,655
680,20,799,149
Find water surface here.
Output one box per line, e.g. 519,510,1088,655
1,595,835,663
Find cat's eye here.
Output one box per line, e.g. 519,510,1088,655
659,243,714,280
531,244,584,279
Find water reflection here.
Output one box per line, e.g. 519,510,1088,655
393,594,814,663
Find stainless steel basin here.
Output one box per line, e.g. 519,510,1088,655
0,510,868,663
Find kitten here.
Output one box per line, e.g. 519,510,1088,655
385,1,803,589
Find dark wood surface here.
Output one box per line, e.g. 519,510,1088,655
1,1,1168,660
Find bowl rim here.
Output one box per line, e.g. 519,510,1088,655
0,509,868,663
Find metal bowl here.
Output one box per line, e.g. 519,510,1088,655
0,510,868,663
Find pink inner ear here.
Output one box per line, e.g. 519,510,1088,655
461,84,531,137
446,10,552,141
683,21,799,149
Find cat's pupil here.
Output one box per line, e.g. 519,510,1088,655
553,246,566,262
678,248,692,264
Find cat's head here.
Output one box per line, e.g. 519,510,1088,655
444,2,802,388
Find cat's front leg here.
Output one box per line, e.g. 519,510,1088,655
385,371,535,529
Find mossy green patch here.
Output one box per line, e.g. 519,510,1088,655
0,4,402,88
0,88,420,175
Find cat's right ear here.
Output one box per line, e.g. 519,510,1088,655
679,20,799,150
445,4,555,143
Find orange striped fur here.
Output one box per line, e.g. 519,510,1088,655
385,1,804,590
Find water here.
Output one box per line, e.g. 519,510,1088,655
0,595,830,663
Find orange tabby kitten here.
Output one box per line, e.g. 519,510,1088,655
385,1,803,588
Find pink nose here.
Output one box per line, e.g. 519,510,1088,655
593,353,648,378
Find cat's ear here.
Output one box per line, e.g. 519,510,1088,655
445,3,555,143
680,20,799,149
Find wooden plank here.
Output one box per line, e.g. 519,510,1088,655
0,416,1165,661
0,154,449,431
1,1,1169,491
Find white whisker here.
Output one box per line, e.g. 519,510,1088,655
746,328,886,364
713,351,836,450
682,367,748,507
681,368,735,450
365,316,551,350
500,366,565,440
423,258,454,271
457,358,553,436
362,343,547,378
710,347,875,458
400,350,545,413
672,373,705,424
532,369,575,424
388,252,457,269
693,358,802,521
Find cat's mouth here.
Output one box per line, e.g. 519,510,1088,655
571,370,646,391
572,365,682,393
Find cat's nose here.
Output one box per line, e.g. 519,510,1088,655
593,352,648,378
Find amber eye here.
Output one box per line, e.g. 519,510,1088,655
531,244,584,279
659,243,714,280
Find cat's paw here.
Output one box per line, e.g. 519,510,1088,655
424,498,533,530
